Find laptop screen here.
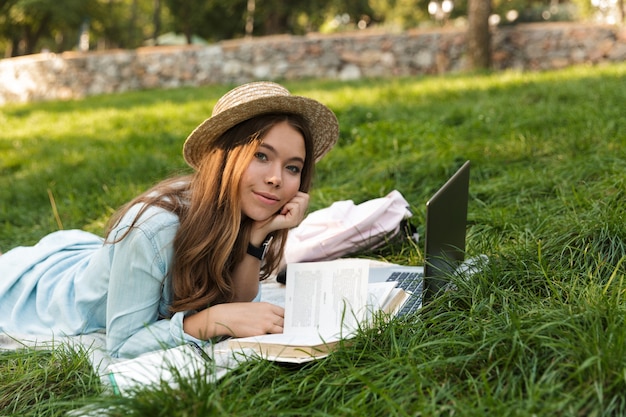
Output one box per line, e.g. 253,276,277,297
423,160,470,303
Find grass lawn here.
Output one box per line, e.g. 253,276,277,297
1,62,626,416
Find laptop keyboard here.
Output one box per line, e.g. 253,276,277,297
386,271,424,316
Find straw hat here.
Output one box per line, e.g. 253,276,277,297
183,81,339,170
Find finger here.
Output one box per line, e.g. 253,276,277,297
273,193,308,221
270,305,285,317
280,201,305,221
294,191,310,202
283,192,308,211
268,323,284,334
273,315,284,327
291,195,309,212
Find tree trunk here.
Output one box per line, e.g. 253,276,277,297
128,0,138,48
153,0,162,44
23,12,52,55
179,1,192,44
467,0,492,70
263,11,289,35
9,37,18,57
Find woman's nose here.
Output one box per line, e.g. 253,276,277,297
265,167,282,187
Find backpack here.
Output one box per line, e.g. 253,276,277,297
283,190,412,264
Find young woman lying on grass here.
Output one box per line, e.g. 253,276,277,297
0,82,339,358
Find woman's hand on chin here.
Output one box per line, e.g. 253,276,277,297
250,191,309,245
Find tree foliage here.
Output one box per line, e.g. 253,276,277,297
0,0,590,58
0,0,100,55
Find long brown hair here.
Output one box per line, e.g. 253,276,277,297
105,113,315,313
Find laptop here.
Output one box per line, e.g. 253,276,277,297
368,160,471,315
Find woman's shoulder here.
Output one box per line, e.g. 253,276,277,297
111,203,180,241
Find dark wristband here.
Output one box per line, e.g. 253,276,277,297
247,236,273,261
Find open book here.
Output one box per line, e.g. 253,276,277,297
228,259,408,363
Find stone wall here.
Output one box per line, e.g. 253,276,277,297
1,22,625,105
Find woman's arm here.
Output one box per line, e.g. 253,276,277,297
105,207,198,358
229,191,310,302
230,242,265,302
181,193,311,340
183,302,284,339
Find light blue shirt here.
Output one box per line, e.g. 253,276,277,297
0,204,259,358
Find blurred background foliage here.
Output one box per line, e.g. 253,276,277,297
0,0,621,58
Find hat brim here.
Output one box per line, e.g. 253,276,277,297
183,95,339,170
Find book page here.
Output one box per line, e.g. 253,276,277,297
230,332,342,348
284,259,370,337
367,281,398,309
228,333,340,363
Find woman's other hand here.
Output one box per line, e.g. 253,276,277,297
183,302,285,340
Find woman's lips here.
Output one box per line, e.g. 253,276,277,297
254,191,280,205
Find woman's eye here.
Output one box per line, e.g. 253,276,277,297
255,152,268,161
287,165,302,174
